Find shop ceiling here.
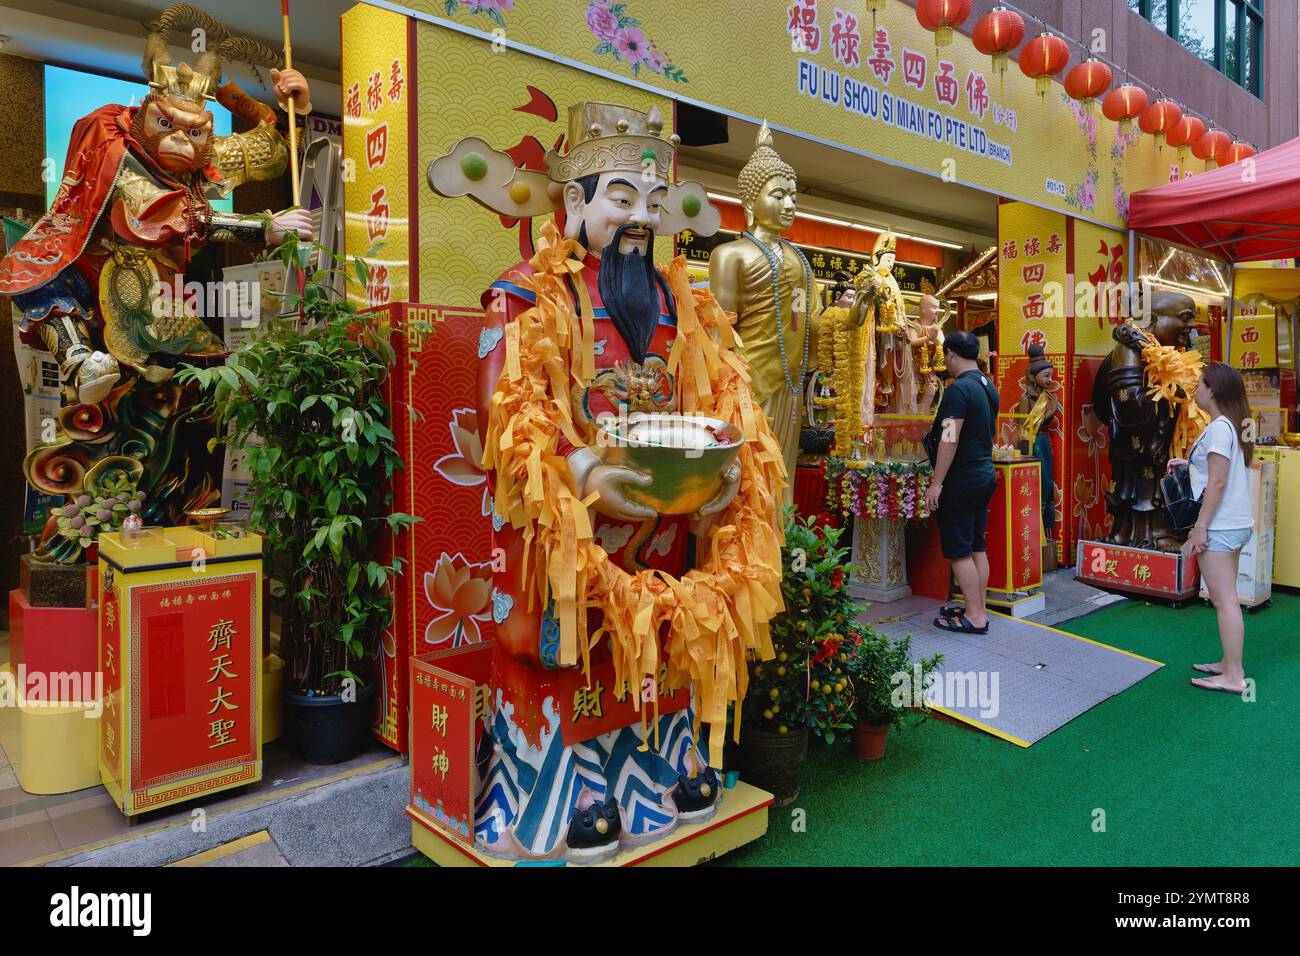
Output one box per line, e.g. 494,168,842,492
679,115,996,252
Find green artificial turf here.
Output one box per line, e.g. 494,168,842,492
712,593,1300,867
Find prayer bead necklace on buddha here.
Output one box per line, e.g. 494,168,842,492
742,231,813,422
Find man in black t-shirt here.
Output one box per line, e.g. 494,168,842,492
924,331,999,635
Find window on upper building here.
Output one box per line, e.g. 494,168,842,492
1128,0,1264,97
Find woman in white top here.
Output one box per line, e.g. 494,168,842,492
1166,363,1256,696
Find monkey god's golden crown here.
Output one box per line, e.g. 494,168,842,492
148,62,217,105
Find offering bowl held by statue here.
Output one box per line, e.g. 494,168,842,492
595,412,744,515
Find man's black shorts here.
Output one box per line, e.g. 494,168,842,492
937,478,998,559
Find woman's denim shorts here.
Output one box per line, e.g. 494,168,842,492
1206,527,1252,552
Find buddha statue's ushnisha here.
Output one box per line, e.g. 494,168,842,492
709,122,819,502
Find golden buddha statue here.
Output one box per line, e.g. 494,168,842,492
710,121,819,503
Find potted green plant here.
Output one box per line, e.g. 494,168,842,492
739,510,860,804
843,626,942,760
179,241,418,764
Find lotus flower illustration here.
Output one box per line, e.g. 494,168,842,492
424,552,493,645
434,408,485,487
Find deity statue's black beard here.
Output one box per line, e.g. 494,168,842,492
595,223,660,364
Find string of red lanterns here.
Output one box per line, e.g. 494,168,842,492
907,0,1248,173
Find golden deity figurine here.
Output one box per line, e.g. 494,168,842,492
710,121,819,504
912,293,946,412
849,230,917,418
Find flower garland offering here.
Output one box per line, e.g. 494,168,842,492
826,458,933,521
817,305,866,457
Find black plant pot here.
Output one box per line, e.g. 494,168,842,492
738,726,809,806
285,679,378,765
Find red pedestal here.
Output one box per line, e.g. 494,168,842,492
905,522,949,600
8,589,98,693
987,460,1044,596
793,463,839,527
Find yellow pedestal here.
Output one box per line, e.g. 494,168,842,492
98,527,264,815
0,662,101,794
409,781,771,867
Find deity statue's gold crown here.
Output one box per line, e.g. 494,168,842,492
738,120,796,208
147,62,217,105
873,230,898,256
544,102,679,183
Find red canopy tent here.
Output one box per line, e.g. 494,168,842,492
1128,135,1300,262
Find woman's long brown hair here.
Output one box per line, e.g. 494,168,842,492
1199,362,1254,466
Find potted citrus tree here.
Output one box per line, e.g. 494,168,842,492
739,510,858,804
179,240,418,763
843,626,942,760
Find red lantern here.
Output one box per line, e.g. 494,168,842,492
1224,141,1256,166
1019,32,1070,102
1194,128,1233,169
1139,99,1183,150
1170,114,1206,164
1102,84,1148,136
972,6,1025,84
916,0,972,49
1065,58,1112,112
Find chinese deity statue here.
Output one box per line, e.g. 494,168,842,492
914,292,946,412
850,230,918,417
427,101,785,862
709,121,819,502
0,4,313,563
1092,290,1209,551
1015,345,1060,555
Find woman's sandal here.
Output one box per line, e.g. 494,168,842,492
1192,663,1224,675
938,604,965,619
1190,677,1244,695
933,612,989,635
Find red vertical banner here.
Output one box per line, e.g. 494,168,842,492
987,461,1042,595
1008,462,1044,591
373,303,497,753
130,574,259,793
408,644,494,845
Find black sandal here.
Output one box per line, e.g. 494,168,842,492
938,604,965,618
933,612,989,635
